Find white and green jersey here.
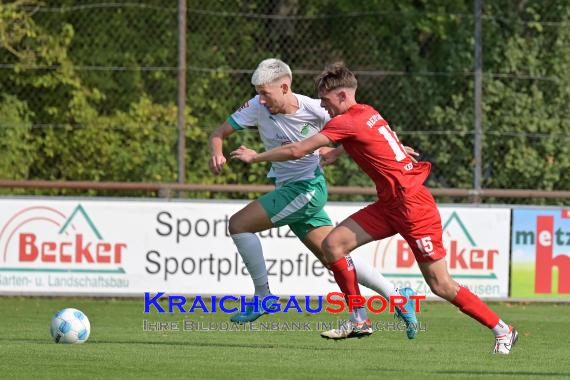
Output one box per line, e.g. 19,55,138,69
227,94,330,187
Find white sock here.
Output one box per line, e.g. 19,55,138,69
254,283,270,297
231,232,271,297
492,319,510,336
352,255,399,298
352,307,368,323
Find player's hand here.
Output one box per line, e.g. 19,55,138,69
230,145,258,164
208,154,227,175
319,147,340,166
404,146,419,164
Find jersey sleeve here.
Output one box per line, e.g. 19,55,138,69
316,107,331,130
320,115,355,142
305,97,330,130
227,96,260,130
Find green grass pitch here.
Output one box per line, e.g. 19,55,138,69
0,297,569,379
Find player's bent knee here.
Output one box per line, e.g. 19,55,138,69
322,236,348,261
228,214,246,235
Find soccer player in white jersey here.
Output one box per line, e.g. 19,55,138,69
208,58,417,339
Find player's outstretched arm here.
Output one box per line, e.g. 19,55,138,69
231,133,331,164
208,121,235,175
318,142,418,165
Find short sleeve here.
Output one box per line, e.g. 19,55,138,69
320,116,354,143
308,99,330,130
228,96,260,130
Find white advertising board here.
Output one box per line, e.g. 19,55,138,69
0,199,510,298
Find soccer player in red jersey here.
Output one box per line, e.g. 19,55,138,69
231,62,518,354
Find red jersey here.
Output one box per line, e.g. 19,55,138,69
320,104,431,205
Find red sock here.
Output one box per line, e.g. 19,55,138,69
329,256,362,304
451,286,500,329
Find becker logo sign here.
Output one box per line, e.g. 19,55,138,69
0,204,127,272
373,211,501,280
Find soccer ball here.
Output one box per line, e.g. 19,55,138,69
50,308,91,344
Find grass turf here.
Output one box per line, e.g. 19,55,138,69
0,297,569,379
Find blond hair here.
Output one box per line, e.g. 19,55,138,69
251,58,292,86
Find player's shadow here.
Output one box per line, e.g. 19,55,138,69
433,370,569,377
0,337,55,344
87,339,370,351
0,337,372,351
91,340,277,349
366,367,569,378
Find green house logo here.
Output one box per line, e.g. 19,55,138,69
60,204,103,239
373,211,499,280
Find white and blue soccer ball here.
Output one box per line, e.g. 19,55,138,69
50,308,91,344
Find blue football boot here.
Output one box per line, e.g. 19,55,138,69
394,287,418,339
230,296,280,323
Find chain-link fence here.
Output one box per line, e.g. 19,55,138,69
1,0,569,202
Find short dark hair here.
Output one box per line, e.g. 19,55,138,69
315,62,358,93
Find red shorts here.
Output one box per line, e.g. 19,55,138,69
351,186,445,262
